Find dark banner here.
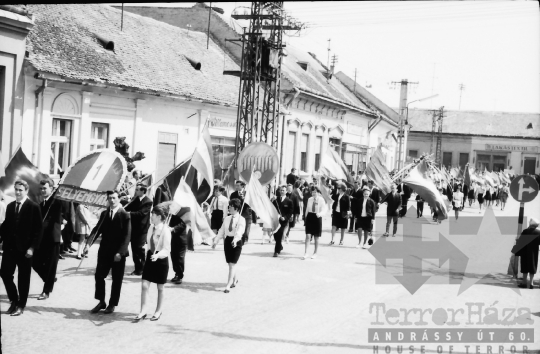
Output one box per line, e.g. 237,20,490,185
0,147,44,203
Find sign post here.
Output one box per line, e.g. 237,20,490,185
508,175,539,278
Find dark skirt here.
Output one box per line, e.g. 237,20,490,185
468,190,475,200
142,251,169,284
224,236,242,264
305,212,322,237
331,212,349,229
211,210,224,230
477,194,484,204
357,216,373,231
485,191,491,201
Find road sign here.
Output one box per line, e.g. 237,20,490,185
509,174,538,203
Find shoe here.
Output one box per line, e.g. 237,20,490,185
10,307,24,316
417,216,419,218
58,254,65,260
38,292,49,300
518,284,528,289
104,305,116,314
392,234,396,237
133,314,147,322
171,275,179,282
130,271,140,276
67,249,75,254
383,233,389,237
224,289,230,293
311,254,317,259
150,313,162,321
362,246,366,249
69,247,77,252
302,254,308,260
231,279,239,288
329,241,334,245
273,253,278,257
355,244,360,248
76,255,82,260
339,241,343,246
174,278,183,285
55,277,57,282
90,302,106,314
7,302,17,315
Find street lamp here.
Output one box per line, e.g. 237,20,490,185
397,94,439,170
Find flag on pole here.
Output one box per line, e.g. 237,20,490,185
490,171,500,185
403,160,448,221
0,147,44,203
463,164,472,188
318,177,334,209
245,168,280,232
173,177,215,245
163,156,211,205
191,124,215,196
222,158,237,197
365,147,393,195
318,147,350,182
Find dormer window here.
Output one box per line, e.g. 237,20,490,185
297,61,308,71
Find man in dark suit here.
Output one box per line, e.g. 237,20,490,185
32,177,69,300
271,185,292,257
0,180,43,316
380,183,402,237
348,181,363,233
330,183,351,245
168,214,187,284
286,168,298,186
229,181,252,243
85,190,131,314
125,184,152,276
397,181,412,217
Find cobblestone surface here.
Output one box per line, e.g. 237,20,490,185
1,196,539,354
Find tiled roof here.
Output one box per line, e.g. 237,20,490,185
281,46,371,111
407,109,540,138
26,4,240,105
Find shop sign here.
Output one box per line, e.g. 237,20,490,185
485,144,538,152
208,115,237,130
347,122,364,136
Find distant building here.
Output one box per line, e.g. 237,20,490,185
407,109,540,174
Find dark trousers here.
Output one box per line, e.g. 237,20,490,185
274,222,288,254
386,216,399,235
171,234,187,279
94,255,126,306
0,249,32,307
130,241,146,273
61,224,74,251
242,220,252,242
399,201,409,217
32,242,60,294
417,203,424,217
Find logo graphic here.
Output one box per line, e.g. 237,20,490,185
369,206,525,295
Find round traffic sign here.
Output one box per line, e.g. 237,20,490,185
509,174,539,203
237,142,279,186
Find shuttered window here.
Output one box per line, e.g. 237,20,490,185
156,132,177,181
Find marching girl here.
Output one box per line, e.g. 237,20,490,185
485,184,492,207
209,187,229,235
467,183,476,207
500,182,510,211
476,182,485,213
453,185,464,221
493,184,500,207
303,187,327,259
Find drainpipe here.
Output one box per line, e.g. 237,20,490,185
278,88,299,186
33,79,47,165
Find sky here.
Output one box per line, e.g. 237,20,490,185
120,2,540,114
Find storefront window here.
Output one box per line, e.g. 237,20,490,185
443,152,452,169
211,137,235,181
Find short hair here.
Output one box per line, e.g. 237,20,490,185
40,177,54,188
339,184,347,191
218,186,226,193
229,198,242,211
106,190,119,197
136,184,147,194
291,168,296,172
152,204,168,221
279,185,287,190
294,180,302,188
14,179,29,191
312,186,321,194
235,180,245,187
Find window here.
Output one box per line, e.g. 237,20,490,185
409,150,418,158
211,137,235,181
285,132,297,173
50,119,72,176
90,123,109,150
300,133,309,171
314,136,322,171
0,66,5,148
443,152,452,168
157,132,177,181
459,153,469,169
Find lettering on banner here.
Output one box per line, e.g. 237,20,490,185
55,186,108,208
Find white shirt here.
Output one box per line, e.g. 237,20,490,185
210,195,229,216
336,193,343,212
15,197,28,212
146,223,172,259
216,213,245,243
305,196,327,217
453,192,463,208
109,204,121,219
361,198,368,217
0,199,6,225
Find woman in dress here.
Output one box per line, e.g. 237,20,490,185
74,203,93,259
484,184,492,207
209,186,229,234
452,184,464,221
212,199,245,293
493,184,500,207
303,187,327,259
135,204,172,322
513,218,540,289
476,182,485,213
499,182,510,210
356,188,376,249
294,180,304,223
467,183,475,207
302,183,313,222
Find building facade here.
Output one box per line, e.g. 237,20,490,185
407,109,540,174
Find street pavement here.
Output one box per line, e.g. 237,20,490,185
1,194,539,354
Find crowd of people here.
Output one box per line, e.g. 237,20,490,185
0,165,538,321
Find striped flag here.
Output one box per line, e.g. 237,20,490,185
365,147,392,195
318,177,334,210
191,125,215,196
318,147,350,182
403,160,448,221
245,168,280,232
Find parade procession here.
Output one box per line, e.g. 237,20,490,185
0,3,539,354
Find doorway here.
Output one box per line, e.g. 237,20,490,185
524,157,536,175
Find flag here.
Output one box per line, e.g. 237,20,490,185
0,151,5,178
450,167,460,179
403,160,448,221
0,147,44,203
164,157,212,205
490,171,500,186
191,125,215,196
365,147,393,195
484,172,495,188
173,178,215,245
222,158,237,197
318,147,350,182
245,168,280,232
318,176,334,210
463,164,472,188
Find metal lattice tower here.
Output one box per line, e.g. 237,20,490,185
429,110,437,155
435,106,444,167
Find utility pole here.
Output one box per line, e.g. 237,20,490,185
458,83,465,110
353,68,357,92
391,79,418,170
435,106,445,168
330,54,338,81
326,39,331,76
429,109,437,155
430,63,437,108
